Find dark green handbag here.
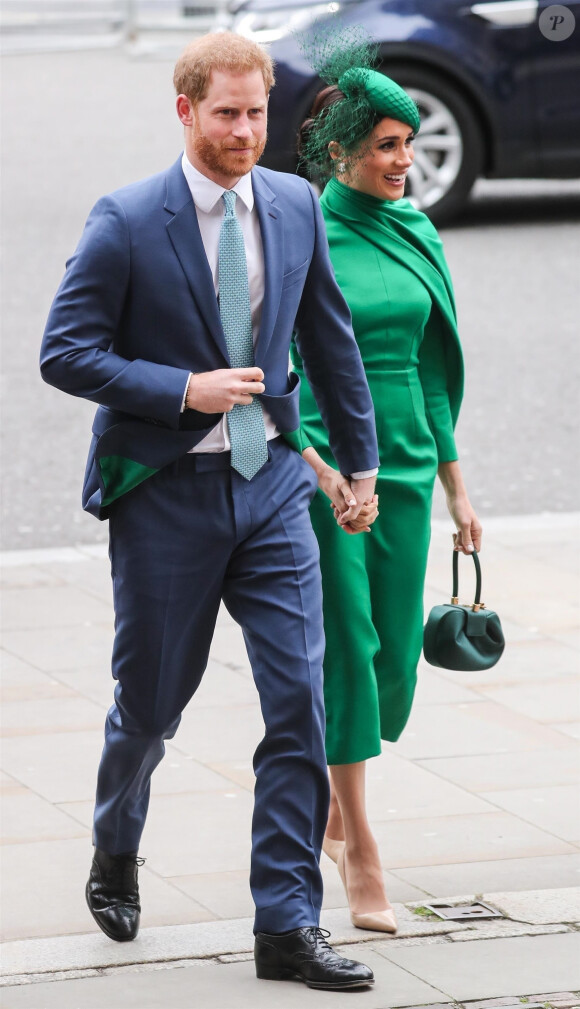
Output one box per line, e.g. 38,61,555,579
423,550,505,671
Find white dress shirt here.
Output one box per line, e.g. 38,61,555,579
181,153,377,479
181,152,279,453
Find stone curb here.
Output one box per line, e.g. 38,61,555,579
3,889,579,983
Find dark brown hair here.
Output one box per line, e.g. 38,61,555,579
298,84,381,182
298,85,347,167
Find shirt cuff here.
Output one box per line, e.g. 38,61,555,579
181,373,193,413
350,468,379,480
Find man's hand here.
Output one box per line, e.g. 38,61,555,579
186,368,265,414
337,474,377,527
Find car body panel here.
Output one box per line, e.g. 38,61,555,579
233,0,580,182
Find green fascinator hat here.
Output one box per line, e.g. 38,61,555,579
338,67,420,134
299,25,420,177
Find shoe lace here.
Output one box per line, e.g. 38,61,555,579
303,927,334,954
103,854,145,892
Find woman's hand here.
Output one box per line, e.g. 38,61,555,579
317,464,358,515
447,495,482,554
300,446,358,514
332,494,379,534
438,460,482,554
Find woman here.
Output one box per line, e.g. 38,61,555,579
289,50,482,932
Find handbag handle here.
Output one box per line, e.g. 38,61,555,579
451,549,483,611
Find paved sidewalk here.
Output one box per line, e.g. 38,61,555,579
1,512,579,1006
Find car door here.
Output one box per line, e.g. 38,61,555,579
533,0,580,172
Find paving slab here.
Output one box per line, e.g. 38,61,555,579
319,861,430,908
174,702,266,763
373,811,576,868
365,750,495,820
551,630,580,650
207,623,252,674
393,701,574,761
60,790,256,880
1,663,77,703
449,922,570,941
0,730,107,803
38,558,115,604
0,837,213,942
0,953,447,1009
0,905,468,978
483,887,580,924
412,667,479,706
476,679,580,724
47,665,126,706
1,790,89,845
181,660,258,709
553,723,580,740
138,790,255,878
479,784,580,842
168,862,428,922
380,932,580,1000
2,623,113,672
529,994,580,1008
391,853,580,896
435,637,579,686
1,695,104,737
1,586,113,630
206,759,255,791
417,749,579,792
0,564,65,590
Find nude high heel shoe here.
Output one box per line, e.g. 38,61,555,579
322,836,345,864
337,848,397,934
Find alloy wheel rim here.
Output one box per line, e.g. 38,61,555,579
405,87,463,210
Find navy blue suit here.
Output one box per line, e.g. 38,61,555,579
41,157,379,934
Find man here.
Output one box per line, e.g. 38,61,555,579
40,33,379,990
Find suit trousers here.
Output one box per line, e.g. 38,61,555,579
93,438,329,934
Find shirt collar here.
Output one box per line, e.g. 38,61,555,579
181,151,254,214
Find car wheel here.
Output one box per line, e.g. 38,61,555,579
378,62,484,224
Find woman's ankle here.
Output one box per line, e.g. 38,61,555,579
325,796,344,841
345,834,380,863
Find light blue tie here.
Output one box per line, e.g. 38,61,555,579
218,190,268,481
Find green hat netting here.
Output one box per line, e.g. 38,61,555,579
299,24,420,178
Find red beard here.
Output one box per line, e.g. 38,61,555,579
193,133,266,179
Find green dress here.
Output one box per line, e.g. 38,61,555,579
290,178,464,764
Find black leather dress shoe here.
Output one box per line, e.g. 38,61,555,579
254,926,374,989
85,848,144,942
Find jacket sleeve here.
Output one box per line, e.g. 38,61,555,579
418,307,458,463
282,425,313,454
291,184,379,475
40,195,191,431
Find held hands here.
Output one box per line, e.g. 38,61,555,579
316,464,378,535
186,368,265,414
332,494,379,534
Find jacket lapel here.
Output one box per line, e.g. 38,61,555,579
164,158,230,364
253,169,284,364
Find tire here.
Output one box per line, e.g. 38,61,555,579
378,62,484,225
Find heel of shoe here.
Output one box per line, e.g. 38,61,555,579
255,939,294,982
255,963,294,981
322,836,346,864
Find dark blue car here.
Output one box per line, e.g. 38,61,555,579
230,0,580,222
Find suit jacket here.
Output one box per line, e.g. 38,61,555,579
40,157,379,519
